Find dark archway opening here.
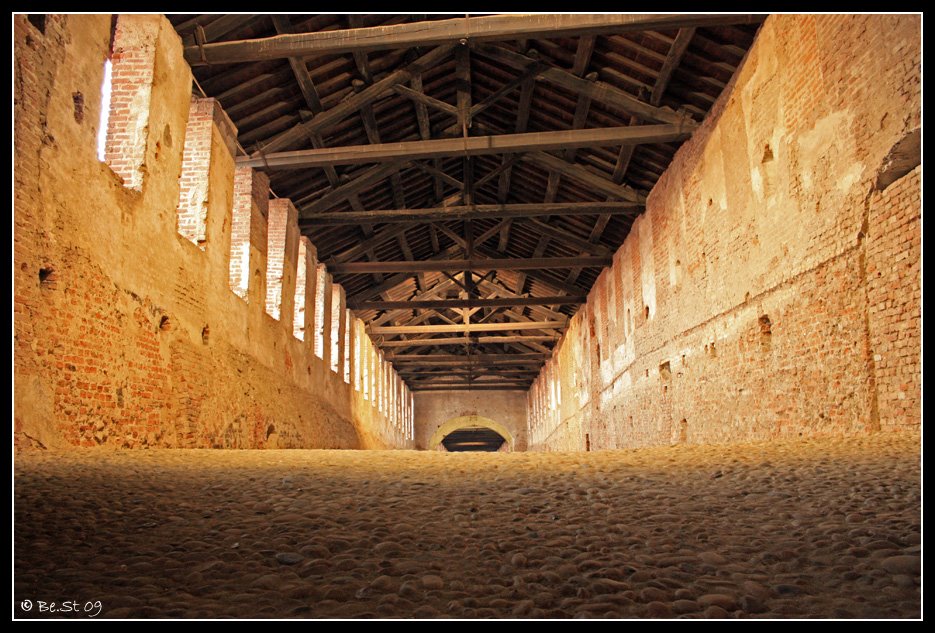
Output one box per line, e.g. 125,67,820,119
441,427,507,452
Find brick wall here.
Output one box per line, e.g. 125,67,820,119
528,14,921,451
14,14,412,451
866,166,921,429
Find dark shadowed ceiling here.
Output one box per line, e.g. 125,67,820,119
169,13,763,391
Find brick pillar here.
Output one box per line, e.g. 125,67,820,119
385,360,392,421
316,265,332,368
104,15,161,190
345,308,355,385
176,97,237,248
265,199,299,326
294,237,317,341
361,328,370,400
369,345,377,405
331,283,346,374
380,354,388,415
229,167,269,302
397,375,404,431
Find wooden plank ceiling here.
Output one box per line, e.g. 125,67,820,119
170,13,764,392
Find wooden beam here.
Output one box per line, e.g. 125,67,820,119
523,151,645,202
254,44,455,155
409,74,433,141
523,218,611,255
571,35,596,76
368,277,461,328
409,379,532,386
409,386,529,392
498,219,513,252
269,19,349,192
299,161,408,214
433,223,468,250
330,223,414,264
397,359,543,366
331,257,611,274
300,201,640,225
374,321,564,335
348,222,508,303
474,43,696,126
651,28,696,106
352,79,407,210
350,246,465,302
611,114,641,183
514,234,550,297
497,70,535,205
414,161,463,190
184,14,764,65
296,113,341,188
347,15,373,83
408,72,444,202
392,84,460,117
468,248,591,299
238,124,691,169
381,335,559,348
402,367,538,374
400,361,542,367
470,60,543,119
410,376,531,383
475,278,560,319
181,14,256,46
349,295,585,310
386,352,550,361
272,16,324,111
475,155,521,191
564,71,599,163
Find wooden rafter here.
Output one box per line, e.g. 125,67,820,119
255,44,455,155
651,28,696,106
473,43,694,126
180,14,257,46
299,161,407,213
330,256,611,274
382,335,559,349
183,14,764,65
384,351,551,361
239,123,691,170
348,295,586,311
522,151,645,202
411,386,528,392
300,201,640,225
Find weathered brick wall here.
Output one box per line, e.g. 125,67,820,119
528,15,921,451
866,166,921,429
14,14,412,450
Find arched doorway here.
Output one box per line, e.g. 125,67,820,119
429,415,514,452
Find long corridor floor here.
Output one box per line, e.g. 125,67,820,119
14,432,921,619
